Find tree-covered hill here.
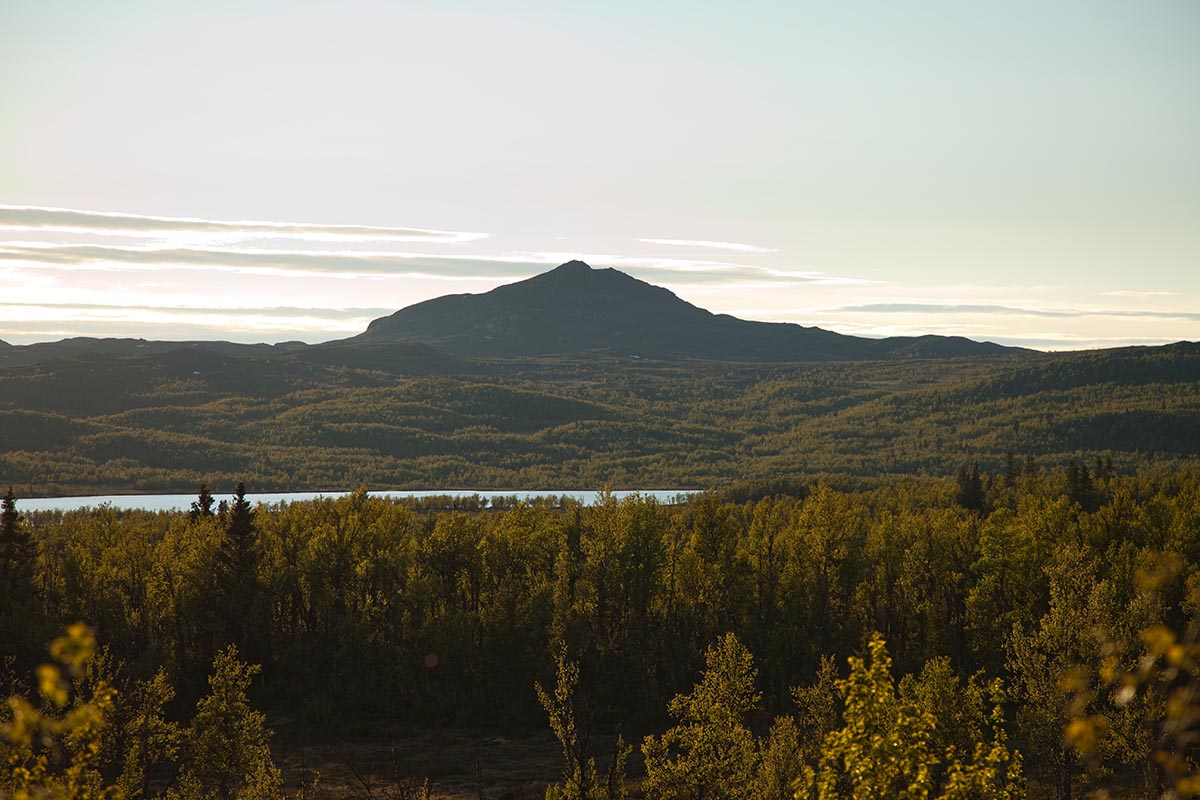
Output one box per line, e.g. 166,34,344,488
0,340,1196,495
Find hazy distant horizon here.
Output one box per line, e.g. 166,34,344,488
0,240,1191,353
3,1,1197,350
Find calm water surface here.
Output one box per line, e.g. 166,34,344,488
21,489,695,513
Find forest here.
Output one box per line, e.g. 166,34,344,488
4,461,1200,798
1,341,1198,496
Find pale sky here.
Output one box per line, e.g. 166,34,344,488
1,0,1198,349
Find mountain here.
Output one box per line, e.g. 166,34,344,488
0,335,468,376
0,337,307,369
0,261,1014,371
357,260,1014,361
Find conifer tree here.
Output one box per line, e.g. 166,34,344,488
0,487,39,666
216,483,260,656
955,461,985,513
189,484,216,522
1004,452,1019,487
0,486,31,580
1065,461,1097,511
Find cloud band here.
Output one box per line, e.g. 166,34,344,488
0,205,488,244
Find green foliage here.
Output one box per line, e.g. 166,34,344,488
899,658,986,765
8,468,1200,796
791,656,838,763
797,634,1024,800
642,633,761,800
536,646,629,800
1063,553,1200,799
1005,543,1141,796
757,717,804,800
116,670,183,800
937,681,1025,800
0,624,119,800
177,646,281,800
799,634,939,800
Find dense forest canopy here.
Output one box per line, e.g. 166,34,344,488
4,464,1200,797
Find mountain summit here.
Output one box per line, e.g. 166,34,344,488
357,261,1012,361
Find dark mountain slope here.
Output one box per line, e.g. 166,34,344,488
0,337,308,369
357,260,1013,360
0,335,468,377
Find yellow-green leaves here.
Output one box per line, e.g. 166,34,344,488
642,634,760,800
797,635,1024,800
537,645,629,800
1,624,119,800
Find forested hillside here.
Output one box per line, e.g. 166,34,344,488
0,342,1197,495
3,466,1200,797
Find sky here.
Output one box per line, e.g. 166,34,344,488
1,0,1198,350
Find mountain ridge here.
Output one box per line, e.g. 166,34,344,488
356,260,1014,361
7,262,1190,368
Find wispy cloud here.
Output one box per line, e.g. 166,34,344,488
515,251,875,287
0,300,394,319
834,302,1200,322
0,243,875,287
637,238,779,254
3,205,1188,352
0,243,536,280
0,205,488,244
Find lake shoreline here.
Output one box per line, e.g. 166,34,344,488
19,488,698,513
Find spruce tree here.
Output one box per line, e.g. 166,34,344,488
1066,461,1097,510
0,487,30,573
217,483,260,656
189,483,216,522
955,461,985,513
0,487,38,663
1004,452,1019,487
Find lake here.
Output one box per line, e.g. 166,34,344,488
19,489,696,513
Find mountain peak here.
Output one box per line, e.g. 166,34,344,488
532,259,617,289
356,261,1014,361
554,259,592,272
